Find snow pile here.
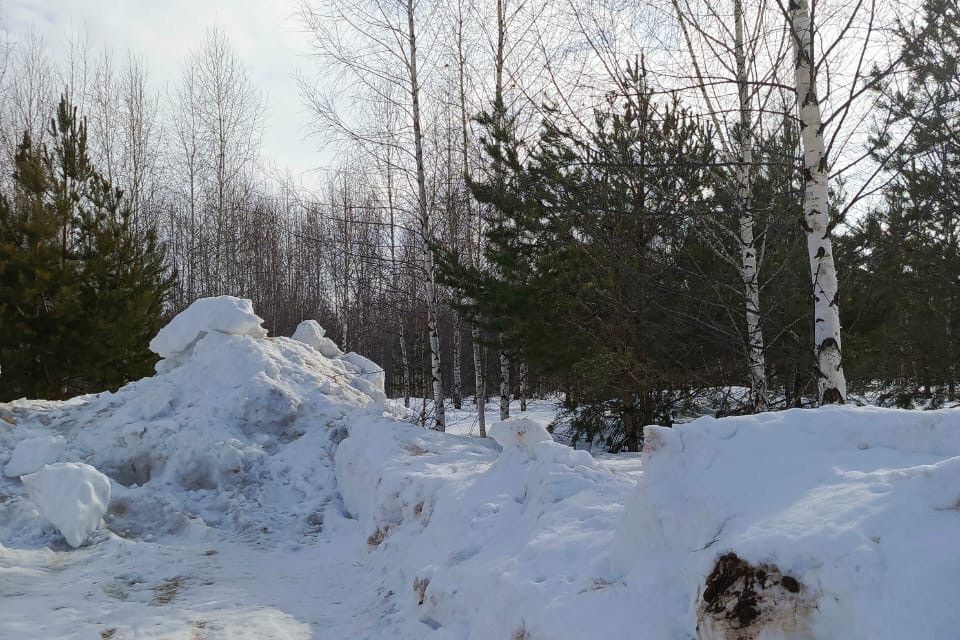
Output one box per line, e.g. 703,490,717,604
21,462,111,547
3,434,66,477
0,297,392,548
612,406,960,638
335,416,638,639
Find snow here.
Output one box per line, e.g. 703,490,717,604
149,295,267,361
488,415,553,453
612,407,960,638
291,319,342,358
2,296,959,638
21,462,111,548
3,434,66,477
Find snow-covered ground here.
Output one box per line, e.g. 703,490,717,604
2,297,958,639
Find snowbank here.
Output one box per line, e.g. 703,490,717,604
21,462,111,547
488,416,552,454
612,406,960,638
335,417,638,639
332,406,960,638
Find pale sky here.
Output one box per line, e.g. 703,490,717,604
5,0,324,181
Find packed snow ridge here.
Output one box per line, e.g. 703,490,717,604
1,296,958,639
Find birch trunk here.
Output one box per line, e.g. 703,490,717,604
384,137,409,409
735,0,769,412
499,350,510,420
406,0,445,429
472,327,486,437
455,8,486,436
789,0,847,404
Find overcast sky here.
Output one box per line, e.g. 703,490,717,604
5,0,323,180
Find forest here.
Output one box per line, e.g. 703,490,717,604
1,0,958,450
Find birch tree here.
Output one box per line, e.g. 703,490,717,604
668,0,793,411
299,0,447,430
787,0,847,404
449,0,487,434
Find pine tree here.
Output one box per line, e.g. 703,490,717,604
840,0,960,404
437,66,721,451
0,95,174,400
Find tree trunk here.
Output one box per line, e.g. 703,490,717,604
399,320,411,408
790,0,847,404
735,0,769,412
452,314,463,409
518,361,528,412
406,0,445,430
622,391,639,453
499,349,510,421
472,326,486,436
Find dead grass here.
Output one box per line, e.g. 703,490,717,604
150,576,187,606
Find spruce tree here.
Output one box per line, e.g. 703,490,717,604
0,95,174,400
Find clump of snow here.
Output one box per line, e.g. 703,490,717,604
149,295,267,362
291,320,385,406
21,462,111,548
3,434,66,477
488,416,552,454
291,320,341,358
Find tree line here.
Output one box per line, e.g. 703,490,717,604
1,0,957,451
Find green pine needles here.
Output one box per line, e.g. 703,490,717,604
0,95,175,400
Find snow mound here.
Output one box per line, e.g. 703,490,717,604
21,462,111,548
488,416,552,454
613,406,960,638
3,434,66,477
149,295,267,361
0,297,394,546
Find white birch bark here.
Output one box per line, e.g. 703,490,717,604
789,0,847,404
672,0,771,411
405,0,445,430
454,4,486,436
735,0,769,412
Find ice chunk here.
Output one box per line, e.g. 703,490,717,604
150,296,267,359
292,320,326,346
489,417,552,454
4,434,66,477
291,319,342,358
21,462,111,548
